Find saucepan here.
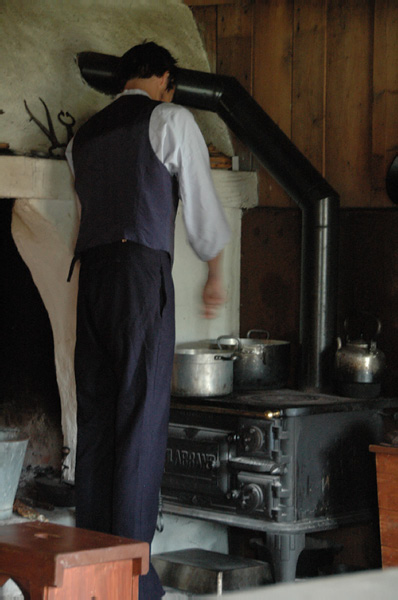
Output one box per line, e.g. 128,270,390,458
216,330,290,391
172,330,290,396
171,347,237,397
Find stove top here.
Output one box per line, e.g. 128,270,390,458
171,389,398,417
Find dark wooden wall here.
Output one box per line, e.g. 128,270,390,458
186,0,398,208
185,2,398,567
186,0,398,394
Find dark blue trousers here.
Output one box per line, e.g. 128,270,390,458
74,241,175,600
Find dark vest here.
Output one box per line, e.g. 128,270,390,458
72,94,178,258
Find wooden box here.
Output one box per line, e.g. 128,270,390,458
0,521,149,599
370,445,398,567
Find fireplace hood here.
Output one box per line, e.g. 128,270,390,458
76,52,340,393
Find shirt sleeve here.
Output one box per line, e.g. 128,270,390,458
149,103,231,262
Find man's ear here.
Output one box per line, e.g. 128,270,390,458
160,71,170,90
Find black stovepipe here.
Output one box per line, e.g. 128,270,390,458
76,52,340,393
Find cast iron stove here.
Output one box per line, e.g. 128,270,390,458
161,390,398,581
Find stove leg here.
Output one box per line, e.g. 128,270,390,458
265,532,306,582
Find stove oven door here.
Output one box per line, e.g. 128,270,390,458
162,425,230,507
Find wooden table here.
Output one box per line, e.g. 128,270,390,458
370,444,398,567
0,521,149,599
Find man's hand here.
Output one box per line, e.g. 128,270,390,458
202,253,226,319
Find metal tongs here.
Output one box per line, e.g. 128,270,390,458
24,97,75,156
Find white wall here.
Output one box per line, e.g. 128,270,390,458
174,171,258,343
0,0,232,157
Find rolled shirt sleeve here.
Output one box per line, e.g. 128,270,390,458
149,101,231,262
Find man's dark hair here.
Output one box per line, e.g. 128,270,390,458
119,41,178,90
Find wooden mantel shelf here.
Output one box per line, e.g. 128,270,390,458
0,156,75,201
0,155,258,210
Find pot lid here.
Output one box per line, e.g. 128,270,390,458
216,336,290,354
174,348,235,363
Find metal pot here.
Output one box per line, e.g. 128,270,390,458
171,348,236,397
217,330,290,391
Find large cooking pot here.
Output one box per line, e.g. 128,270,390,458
171,348,236,397
216,330,290,391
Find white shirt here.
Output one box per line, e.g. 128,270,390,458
66,89,230,262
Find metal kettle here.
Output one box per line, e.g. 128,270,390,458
334,315,386,398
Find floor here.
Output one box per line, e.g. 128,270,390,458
0,504,338,599
4,511,391,600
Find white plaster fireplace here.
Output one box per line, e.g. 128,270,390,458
0,0,259,478
0,155,257,477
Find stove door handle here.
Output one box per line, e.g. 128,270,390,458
229,456,281,474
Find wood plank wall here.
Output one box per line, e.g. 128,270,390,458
185,0,398,208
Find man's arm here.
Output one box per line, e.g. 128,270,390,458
149,103,231,318
202,252,226,319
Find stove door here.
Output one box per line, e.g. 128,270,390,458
162,425,230,504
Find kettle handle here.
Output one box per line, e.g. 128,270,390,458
343,314,382,341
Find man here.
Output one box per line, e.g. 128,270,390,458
67,41,230,599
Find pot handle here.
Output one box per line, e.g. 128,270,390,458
247,329,270,340
262,348,269,366
214,354,238,361
217,335,241,351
